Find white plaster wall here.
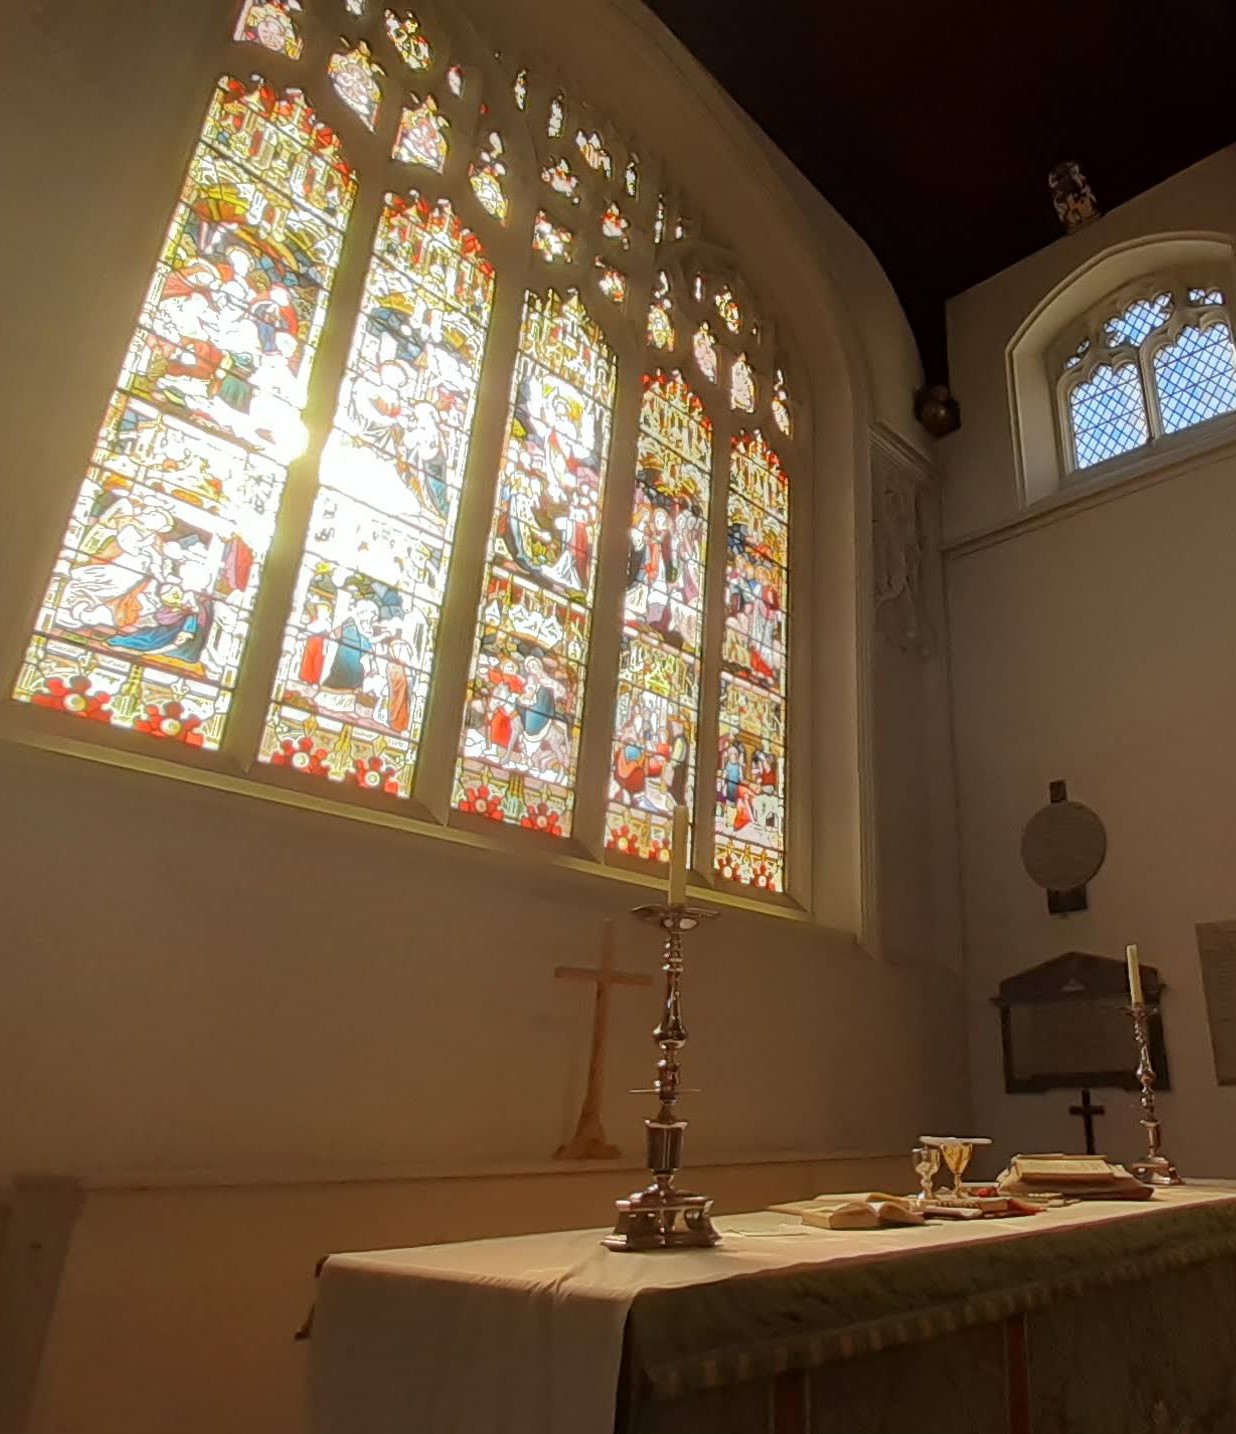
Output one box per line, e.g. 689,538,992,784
944,145,1236,1174
944,146,1236,543
0,0,959,1196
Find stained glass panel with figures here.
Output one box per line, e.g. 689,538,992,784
730,354,755,412
605,374,711,863
469,132,508,222
234,0,303,57
384,8,432,69
772,369,791,436
1069,362,1149,469
715,432,788,891
532,212,574,264
692,324,717,383
1152,322,1236,435
454,291,615,834
393,94,449,170
13,78,356,747
259,195,494,796
329,42,383,131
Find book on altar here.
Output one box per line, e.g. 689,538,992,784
997,1154,1154,1200
794,1194,927,1230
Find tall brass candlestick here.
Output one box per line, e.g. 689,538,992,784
1126,1000,1183,1186
604,901,720,1250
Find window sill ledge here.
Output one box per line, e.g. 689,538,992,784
0,704,835,933
944,415,1236,559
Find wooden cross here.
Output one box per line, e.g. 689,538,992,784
554,920,652,1160
1069,1087,1106,1155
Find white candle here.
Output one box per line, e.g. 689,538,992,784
1126,943,1145,1007
668,804,689,906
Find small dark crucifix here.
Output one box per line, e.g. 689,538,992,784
1068,1088,1106,1155
554,920,652,1160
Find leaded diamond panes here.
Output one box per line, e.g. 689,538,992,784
1069,362,1149,469
1153,323,1236,435
1103,293,1172,348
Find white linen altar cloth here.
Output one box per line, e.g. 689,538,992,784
309,1187,1236,1434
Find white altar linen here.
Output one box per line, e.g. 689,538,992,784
309,1187,1236,1434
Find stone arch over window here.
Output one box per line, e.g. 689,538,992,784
1007,233,1236,506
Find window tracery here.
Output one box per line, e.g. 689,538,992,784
1058,276,1236,471
11,0,805,904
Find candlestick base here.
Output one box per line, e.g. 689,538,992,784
1129,1154,1184,1187
603,1178,720,1250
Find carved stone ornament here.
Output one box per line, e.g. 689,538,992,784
1049,160,1101,233
873,467,930,654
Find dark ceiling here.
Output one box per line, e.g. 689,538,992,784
643,0,1236,385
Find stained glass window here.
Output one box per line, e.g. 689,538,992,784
595,261,626,306
1152,323,1236,435
771,369,792,436
605,374,711,863
259,195,494,794
393,94,449,170
1068,362,1149,469
715,287,741,334
454,290,615,835
21,14,806,902
692,324,717,383
600,202,630,248
329,41,383,131
575,130,612,178
13,78,356,744
235,0,303,58
1188,287,1224,307
532,212,575,264
541,158,580,202
384,8,432,69
716,432,788,891
469,132,508,222
730,353,755,412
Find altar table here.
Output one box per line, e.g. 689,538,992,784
309,1188,1236,1434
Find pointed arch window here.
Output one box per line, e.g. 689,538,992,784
13,75,356,744
259,194,494,793
453,290,615,835
605,372,712,862
11,0,806,907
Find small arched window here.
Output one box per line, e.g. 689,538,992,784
1057,276,1236,473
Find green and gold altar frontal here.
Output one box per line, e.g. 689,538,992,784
311,1188,1236,1434
621,1194,1236,1434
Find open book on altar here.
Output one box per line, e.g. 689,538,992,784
793,1195,926,1230
768,1191,1049,1228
